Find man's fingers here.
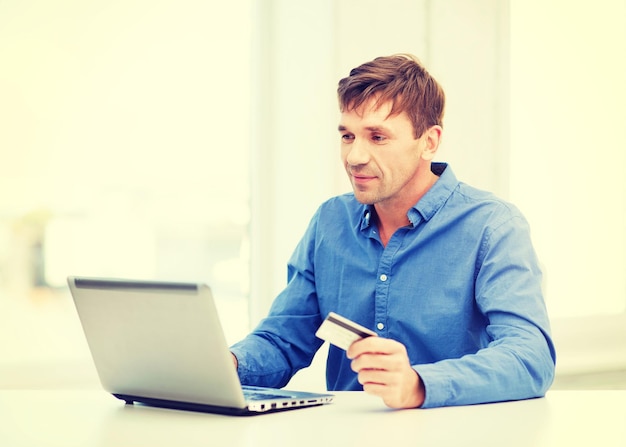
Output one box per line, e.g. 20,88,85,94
347,336,403,359
347,337,425,408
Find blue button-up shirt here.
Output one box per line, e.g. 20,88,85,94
231,163,556,408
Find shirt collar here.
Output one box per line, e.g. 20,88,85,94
358,162,458,230
411,162,458,223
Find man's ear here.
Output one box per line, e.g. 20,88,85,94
420,125,442,161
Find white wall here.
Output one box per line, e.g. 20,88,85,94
248,0,340,322
0,0,255,376
510,0,626,374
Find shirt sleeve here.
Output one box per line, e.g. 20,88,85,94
415,212,557,408
230,209,325,388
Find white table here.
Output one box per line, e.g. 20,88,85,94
1,390,624,446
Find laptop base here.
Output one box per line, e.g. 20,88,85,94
113,393,325,416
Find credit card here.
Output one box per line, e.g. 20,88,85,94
315,312,377,350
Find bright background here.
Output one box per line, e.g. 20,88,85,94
1,0,625,389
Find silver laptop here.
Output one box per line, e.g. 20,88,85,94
67,276,333,415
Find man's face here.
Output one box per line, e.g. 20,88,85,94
338,99,435,207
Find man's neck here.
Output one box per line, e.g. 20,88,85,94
374,170,438,246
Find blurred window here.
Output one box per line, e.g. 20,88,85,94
0,0,252,373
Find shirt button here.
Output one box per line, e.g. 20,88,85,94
377,322,385,330
380,274,388,282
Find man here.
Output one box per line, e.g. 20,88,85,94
230,54,556,409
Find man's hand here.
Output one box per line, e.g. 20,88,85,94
347,337,425,409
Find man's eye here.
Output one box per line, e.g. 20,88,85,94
372,134,386,142
341,134,354,142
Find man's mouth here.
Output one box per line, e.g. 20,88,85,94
351,173,376,184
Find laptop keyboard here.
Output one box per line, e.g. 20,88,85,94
244,390,290,401
242,386,291,400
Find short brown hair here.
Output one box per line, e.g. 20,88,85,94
337,54,445,138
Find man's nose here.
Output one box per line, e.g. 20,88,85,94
345,138,370,166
